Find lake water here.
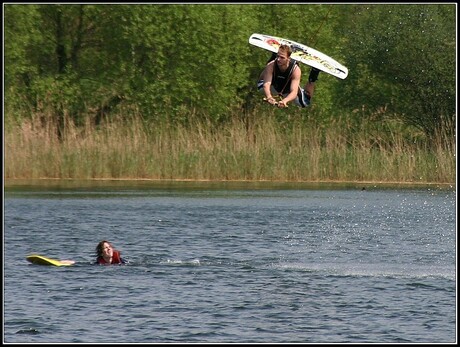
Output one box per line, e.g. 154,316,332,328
3,181,457,343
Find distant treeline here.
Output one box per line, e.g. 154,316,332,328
4,4,456,142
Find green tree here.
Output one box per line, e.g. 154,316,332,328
120,4,259,122
4,4,43,119
337,4,455,140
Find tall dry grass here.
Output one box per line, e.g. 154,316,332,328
4,109,456,183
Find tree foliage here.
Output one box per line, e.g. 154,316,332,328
4,4,456,141
337,4,455,139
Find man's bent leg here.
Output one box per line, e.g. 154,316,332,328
304,67,320,100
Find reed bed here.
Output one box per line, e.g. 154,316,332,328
4,109,455,184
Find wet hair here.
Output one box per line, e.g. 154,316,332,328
277,44,292,57
96,240,112,257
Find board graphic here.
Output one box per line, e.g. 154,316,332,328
249,33,348,79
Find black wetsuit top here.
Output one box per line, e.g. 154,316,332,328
272,60,298,94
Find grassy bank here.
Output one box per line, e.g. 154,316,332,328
4,109,455,184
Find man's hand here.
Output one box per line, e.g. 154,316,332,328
277,100,287,108
263,97,288,108
264,97,277,105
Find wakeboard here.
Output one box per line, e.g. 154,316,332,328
26,254,75,266
249,33,348,79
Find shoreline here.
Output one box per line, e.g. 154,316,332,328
4,177,456,189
